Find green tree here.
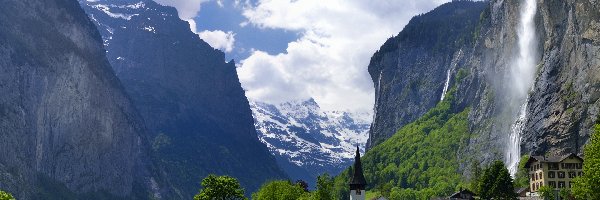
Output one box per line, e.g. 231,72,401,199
478,160,517,200
470,161,482,192
538,186,555,200
559,188,572,200
0,190,15,200
572,124,600,199
513,155,530,188
252,180,308,200
314,174,335,200
194,174,247,200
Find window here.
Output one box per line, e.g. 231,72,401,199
576,163,582,169
578,172,583,177
549,163,559,170
558,181,565,188
539,172,543,179
549,181,556,188
561,163,565,169
548,171,556,178
569,171,576,178
569,182,573,188
558,171,565,178
535,173,538,180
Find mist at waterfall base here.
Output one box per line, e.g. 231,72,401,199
505,0,538,177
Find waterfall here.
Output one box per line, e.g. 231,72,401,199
440,69,451,101
506,0,537,177
507,101,528,176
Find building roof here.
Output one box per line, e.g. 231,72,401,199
524,153,583,168
349,146,367,189
449,189,476,198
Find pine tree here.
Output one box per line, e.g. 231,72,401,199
478,160,517,200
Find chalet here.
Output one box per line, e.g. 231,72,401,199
523,153,583,195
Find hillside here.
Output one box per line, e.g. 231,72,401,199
351,0,600,199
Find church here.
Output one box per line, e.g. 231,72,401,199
349,147,367,200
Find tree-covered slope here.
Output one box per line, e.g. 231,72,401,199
335,86,471,199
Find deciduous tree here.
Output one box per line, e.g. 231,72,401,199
194,175,246,200
572,124,600,199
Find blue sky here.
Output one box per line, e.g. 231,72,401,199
154,0,452,113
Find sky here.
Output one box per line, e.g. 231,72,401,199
153,0,452,114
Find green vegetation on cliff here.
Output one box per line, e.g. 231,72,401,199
334,86,471,199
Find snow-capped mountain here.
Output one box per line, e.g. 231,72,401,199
250,98,370,183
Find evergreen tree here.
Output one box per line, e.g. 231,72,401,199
572,124,600,199
194,175,247,200
478,160,517,200
470,161,482,192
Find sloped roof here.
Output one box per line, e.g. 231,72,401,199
449,189,476,198
349,146,367,187
524,153,583,168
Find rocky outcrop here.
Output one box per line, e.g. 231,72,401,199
368,0,600,170
78,0,287,197
520,0,600,156
0,0,160,199
366,1,488,149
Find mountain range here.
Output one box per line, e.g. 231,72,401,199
250,99,370,186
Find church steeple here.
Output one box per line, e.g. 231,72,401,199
349,146,367,200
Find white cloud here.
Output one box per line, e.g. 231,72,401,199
198,30,236,52
153,0,210,19
237,0,451,113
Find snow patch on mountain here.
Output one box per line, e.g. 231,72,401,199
250,98,370,178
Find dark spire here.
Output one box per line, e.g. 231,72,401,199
349,146,367,190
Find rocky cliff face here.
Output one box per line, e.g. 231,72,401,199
368,0,600,169
250,99,370,185
0,0,160,199
78,0,287,197
366,1,488,149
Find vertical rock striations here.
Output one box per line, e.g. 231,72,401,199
78,0,287,198
366,1,488,149
367,0,600,173
0,0,159,199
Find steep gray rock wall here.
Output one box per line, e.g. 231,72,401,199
460,0,600,162
520,0,600,155
368,0,600,172
0,0,160,199
78,0,287,198
366,1,488,149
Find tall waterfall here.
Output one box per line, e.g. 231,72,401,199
506,0,537,176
